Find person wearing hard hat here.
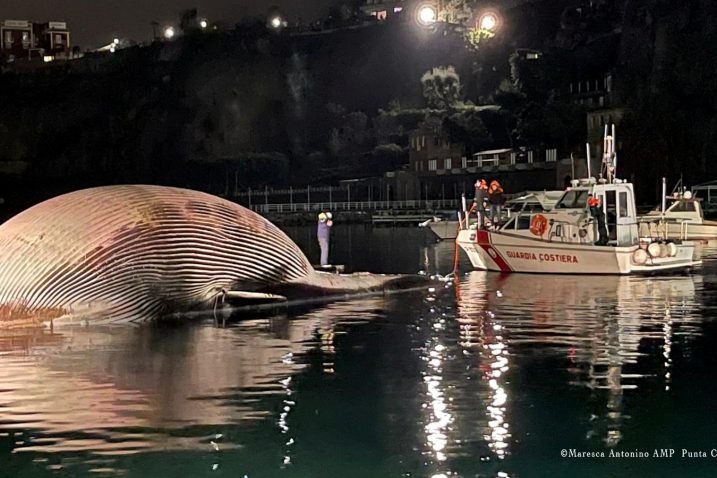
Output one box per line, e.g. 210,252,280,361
588,195,608,245
487,180,505,229
317,211,333,266
473,179,488,229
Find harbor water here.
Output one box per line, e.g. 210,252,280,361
1,225,717,477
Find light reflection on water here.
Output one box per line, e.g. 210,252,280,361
0,229,716,477
0,299,385,458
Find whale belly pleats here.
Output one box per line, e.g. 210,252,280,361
0,185,313,325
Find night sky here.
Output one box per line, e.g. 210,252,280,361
2,0,335,49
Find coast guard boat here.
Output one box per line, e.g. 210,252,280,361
456,126,700,274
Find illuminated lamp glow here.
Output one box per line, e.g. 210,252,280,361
418,5,437,25
479,12,498,31
164,26,175,39
270,16,282,29
199,19,208,29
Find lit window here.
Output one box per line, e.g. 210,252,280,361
377,10,387,20
394,6,403,13
428,160,437,171
445,158,452,169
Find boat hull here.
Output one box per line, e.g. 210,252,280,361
457,230,698,275
427,221,458,240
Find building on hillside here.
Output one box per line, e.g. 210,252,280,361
408,128,465,174
1,20,71,61
360,0,406,21
390,137,562,202
565,69,626,162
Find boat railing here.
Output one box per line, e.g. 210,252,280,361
637,216,691,241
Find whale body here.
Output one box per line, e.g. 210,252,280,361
0,185,410,326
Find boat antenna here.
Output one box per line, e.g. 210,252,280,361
585,143,591,179
670,176,683,196
612,124,617,179
602,124,617,183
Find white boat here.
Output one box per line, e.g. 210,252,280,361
639,191,717,241
456,126,700,275
423,190,562,240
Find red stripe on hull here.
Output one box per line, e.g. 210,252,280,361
475,230,512,272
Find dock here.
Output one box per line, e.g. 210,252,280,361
246,199,460,225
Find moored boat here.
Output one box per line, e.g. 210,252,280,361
639,190,717,241
423,190,562,240
456,126,700,274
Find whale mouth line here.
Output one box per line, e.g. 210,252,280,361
169,283,435,322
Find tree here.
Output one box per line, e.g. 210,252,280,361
421,66,462,109
443,106,492,152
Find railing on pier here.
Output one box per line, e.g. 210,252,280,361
250,199,460,214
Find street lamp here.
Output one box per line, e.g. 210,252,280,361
164,26,176,39
199,19,208,29
478,12,499,32
417,4,437,26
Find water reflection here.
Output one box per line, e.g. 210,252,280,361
0,229,714,477
455,271,700,451
0,297,386,461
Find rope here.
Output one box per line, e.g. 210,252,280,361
451,203,477,278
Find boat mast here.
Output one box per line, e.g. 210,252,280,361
602,124,617,184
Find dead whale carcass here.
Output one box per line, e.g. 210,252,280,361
0,185,415,326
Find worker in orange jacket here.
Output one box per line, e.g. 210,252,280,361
487,180,505,228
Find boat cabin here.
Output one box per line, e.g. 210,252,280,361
645,194,705,224
499,179,639,247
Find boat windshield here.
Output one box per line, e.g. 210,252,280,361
555,190,589,209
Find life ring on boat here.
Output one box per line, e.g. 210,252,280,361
530,214,549,236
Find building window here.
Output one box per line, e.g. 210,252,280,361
428,160,437,171
376,10,387,20
394,6,403,13
445,158,452,169
54,34,63,46
3,31,12,48
421,136,426,147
